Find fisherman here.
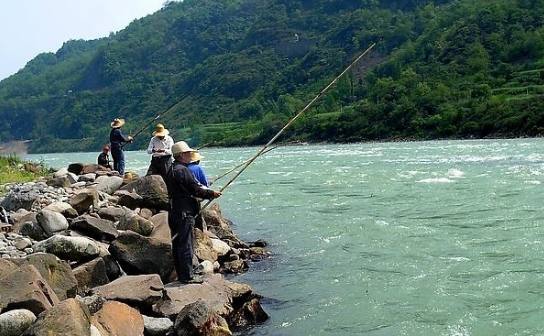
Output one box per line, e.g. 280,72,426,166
187,151,209,187
166,141,221,284
146,123,174,181
109,118,133,175
97,144,112,169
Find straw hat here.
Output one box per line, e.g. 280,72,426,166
153,123,170,137
171,141,195,156
110,118,125,128
190,151,204,163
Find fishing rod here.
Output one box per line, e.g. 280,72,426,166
201,42,376,211
121,96,188,148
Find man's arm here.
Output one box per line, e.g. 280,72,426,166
147,138,154,154
176,166,219,199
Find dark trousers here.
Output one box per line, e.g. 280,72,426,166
169,210,195,281
146,155,172,181
111,148,125,175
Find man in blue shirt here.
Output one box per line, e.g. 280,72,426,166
109,118,133,175
187,151,209,187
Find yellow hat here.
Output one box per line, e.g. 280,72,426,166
190,151,204,163
110,118,125,128
171,141,195,156
153,123,170,137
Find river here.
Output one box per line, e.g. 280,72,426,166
27,139,544,335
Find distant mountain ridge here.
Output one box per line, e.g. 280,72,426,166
1,0,543,153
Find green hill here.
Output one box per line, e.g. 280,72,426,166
0,0,543,153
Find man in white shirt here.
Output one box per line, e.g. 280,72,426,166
146,123,174,181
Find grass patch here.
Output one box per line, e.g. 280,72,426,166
0,155,48,186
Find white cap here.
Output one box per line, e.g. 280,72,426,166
171,141,195,156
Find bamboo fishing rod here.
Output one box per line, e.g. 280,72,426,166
122,97,188,148
201,42,376,210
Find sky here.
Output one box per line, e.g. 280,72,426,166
0,0,167,80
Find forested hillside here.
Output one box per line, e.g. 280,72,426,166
0,0,543,153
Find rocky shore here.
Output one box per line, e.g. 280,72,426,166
0,163,269,336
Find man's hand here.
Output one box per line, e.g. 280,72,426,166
211,191,222,199
128,136,134,143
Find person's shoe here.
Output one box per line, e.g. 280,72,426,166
180,276,203,284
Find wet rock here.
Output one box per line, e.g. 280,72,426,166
114,190,142,209
250,239,268,248
43,202,78,219
109,231,173,281
0,264,60,315
71,215,118,241
173,300,231,336
194,228,218,263
91,301,144,336
221,260,248,274
36,209,69,236
143,314,173,336
121,175,169,210
69,189,99,214
34,235,100,262
73,258,109,294
97,206,126,222
229,298,269,328
22,298,91,336
1,191,39,211
117,211,154,236
0,309,37,336
11,253,78,300
93,274,164,309
92,176,123,195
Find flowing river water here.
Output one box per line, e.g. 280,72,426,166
27,139,544,335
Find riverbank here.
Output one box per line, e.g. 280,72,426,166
0,155,48,186
0,162,269,335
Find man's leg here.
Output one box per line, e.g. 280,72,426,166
177,214,195,281
118,151,125,175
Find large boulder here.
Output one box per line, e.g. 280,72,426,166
114,190,143,209
46,176,71,188
11,253,78,300
73,258,110,295
153,274,253,319
194,228,218,263
210,238,231,257
43,202,78,219
69,189,99,214
121,175,169,210
0,264,60,315
117,211,154,236
229,298,269,328
173,300,231,336
21,298,91,336
36,210,69,237
34,235,100,262
0,309,37,336
97,206,126,222
92,274,164,310
149,212,171,243
92,176,123,195
202,204,246,247
71,215,118,241
108,231,173,281
0,191,39,211
91,301,144,336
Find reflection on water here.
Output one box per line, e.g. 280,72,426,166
28,139,544,335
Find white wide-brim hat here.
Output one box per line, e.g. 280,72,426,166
171,141,195,156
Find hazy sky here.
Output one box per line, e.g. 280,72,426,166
0,0,166,80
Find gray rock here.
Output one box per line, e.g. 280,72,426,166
76,294,105,315
34,235,100,262
0,309,37,336
97,206,126,222
36,209,69,236
53,167,69,178
71,215,118,241
210,238,231,257
93,274,164,309
69,189,99,214
71,181,87,188
73,258,109,295
121,175,169,210
0,191,39,211
79,173,96,183
108,231,173,281
13,237,32,250
18,221,47,241
92,176,123,195
143,315,173,336
46,176,71,188
117,211,154,236
114,190,143,209
196,260,214,275
43,201,78,218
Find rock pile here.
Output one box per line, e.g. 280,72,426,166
0,163,269,336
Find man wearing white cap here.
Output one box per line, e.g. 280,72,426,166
166,141,221,284
146,123,174,180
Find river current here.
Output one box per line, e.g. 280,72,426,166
27,139,544,336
